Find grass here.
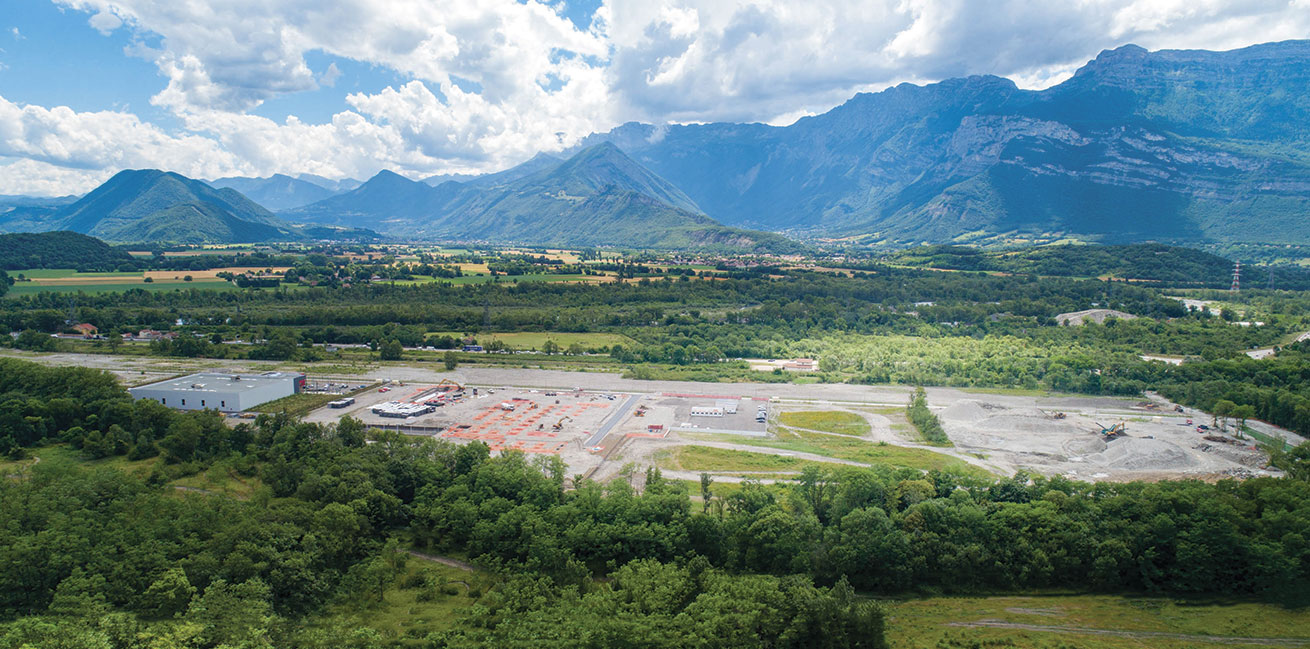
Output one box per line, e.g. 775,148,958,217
252,383,379,417
392,273,611,286
1239,425,1292,452
6,280,235,296
170,460,263,499
0,445,157,478
886,594,1310,649
777,410,871,436
672,478,790,503
687,428,994,479
425,331,634,350
312,553,497,645
0,444,270,499
656,446,850,474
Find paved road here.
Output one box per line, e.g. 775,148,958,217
586,394,639,447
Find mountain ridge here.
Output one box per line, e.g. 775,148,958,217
574,39,1310,245
286,144,793,251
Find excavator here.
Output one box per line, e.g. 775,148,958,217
434,378,464,391
1095,421,1127,440
1040,409,1067,420
552,416,573,431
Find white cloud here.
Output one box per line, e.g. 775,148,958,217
0,0,1304,195
318,62,342,88
0,158,115,196
87,9,121,35
10,27,24,40
0,95,239,174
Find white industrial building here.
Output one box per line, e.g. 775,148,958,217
690,406,725,417
128,371,305,412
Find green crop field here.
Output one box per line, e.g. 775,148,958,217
392,273,611,287
6,280,236,296
887,594,1310,649
777,410,871,436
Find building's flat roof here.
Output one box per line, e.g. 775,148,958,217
129,371,301,394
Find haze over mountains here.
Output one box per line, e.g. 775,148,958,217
283,142,795,250
208,174,337,211
1,41,1307,248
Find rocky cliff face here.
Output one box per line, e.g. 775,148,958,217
578,40,1310,244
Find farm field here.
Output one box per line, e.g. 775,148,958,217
6,279,235,296
887,595,1310,649
392,272,612,286
3,267,244,296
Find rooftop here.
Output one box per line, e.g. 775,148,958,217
131,371,302,394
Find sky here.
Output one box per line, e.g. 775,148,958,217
0,0,1307,196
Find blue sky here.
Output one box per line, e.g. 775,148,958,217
0,0,1306,195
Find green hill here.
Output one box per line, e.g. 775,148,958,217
884,243,1241,286
51,169,293,243
0,231,134,271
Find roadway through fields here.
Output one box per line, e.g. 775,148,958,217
586,394,639,447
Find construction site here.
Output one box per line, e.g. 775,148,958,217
299,378,773,476
10,349,1294,485
936,398,1274,480
296,371,1282,484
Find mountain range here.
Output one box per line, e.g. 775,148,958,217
1,40,1307,248
572,40,1310,245
284,142,796,251
0,170,376,244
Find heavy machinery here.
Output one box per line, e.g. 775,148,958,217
1041,409,1067,420
434,378,463,392
553,416,573,431
1095,421,1127,440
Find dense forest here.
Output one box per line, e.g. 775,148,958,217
0,232,135,271
1,357,1308,647
880,243,1310,290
